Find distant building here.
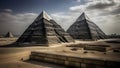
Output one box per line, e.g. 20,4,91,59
67,12,107,40
16,11,74,46
0,35,3,38
5,32,14,38
108,34,120,38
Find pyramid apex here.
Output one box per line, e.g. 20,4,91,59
82,12,85,14
39,10,52,21
41,10,46,13
76,12,91,21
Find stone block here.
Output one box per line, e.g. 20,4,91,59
68,57,83,62
83,59,105,65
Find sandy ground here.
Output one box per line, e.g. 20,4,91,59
0,38,17,46
0,38,120,68
0,60,66,68
0,46,67,68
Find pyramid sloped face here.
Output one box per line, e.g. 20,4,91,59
67,12,107,40
16,11,74,45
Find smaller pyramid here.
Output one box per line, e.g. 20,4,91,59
67,12,107,40
16,11,74,46
5,32,14,38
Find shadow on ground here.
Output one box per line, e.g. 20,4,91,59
23,60,66,68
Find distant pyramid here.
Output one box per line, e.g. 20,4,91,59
16,11,74,46
5,32,14,38
67,12,107,40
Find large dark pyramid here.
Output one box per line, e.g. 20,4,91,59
16,11,74,46
5,32,14,38
67,12,107,40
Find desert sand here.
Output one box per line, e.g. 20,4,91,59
0,38,120,68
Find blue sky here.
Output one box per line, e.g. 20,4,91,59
0,0,120,35
0,0,81,13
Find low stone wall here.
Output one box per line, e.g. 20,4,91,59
30,52,120,68
66,44,111,52
84,46,110,52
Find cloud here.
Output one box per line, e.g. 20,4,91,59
109,5,120,15
3,9,13,13
69,5,86,12
76,0,80,2
51,12,76,30
0,9,38,35
1,0,120,36
98,14,120,34
70,0,120,14
87,1,116,10
51,0,120,34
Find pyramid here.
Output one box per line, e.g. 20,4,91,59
5,32,14,38
16,11,74,46
67,12,107,40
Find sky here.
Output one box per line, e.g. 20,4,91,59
0,0,120,35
